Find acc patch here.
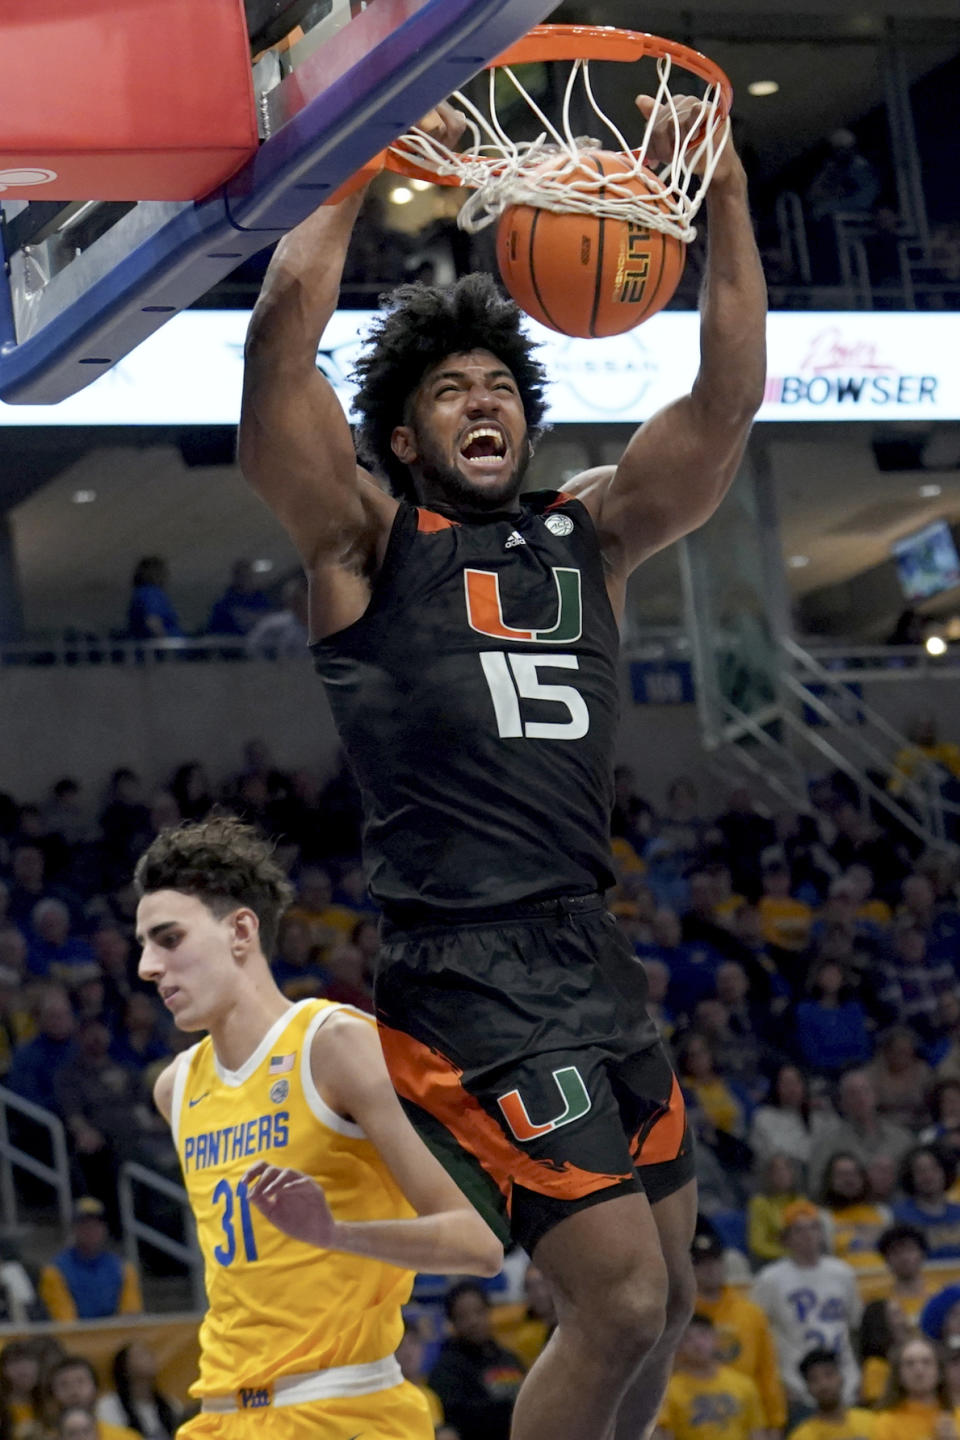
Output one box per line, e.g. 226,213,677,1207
269,1079,290,1104
544,513,574,537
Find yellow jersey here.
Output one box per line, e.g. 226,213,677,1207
789,1408,878,1440
828,1203,890,1270
857,900,892,929
874,1402,960,1440
173,998,416,1398
861,1357,890,1406
8,1401,36,1440
660,1365,763,1440
758,895,813,951
491,1302,552,1371
695,1288,786,1427
747,1192,806,1263
413,1381,444,1425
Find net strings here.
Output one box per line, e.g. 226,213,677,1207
389,55,730,241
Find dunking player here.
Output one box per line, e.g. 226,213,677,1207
238,93,766,1440
135,817,501,1438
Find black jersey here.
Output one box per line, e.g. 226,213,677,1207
311,490,620,913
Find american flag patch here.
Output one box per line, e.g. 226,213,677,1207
268,1053,295,1075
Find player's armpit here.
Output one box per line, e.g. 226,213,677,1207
568,155,766,581
311,1014,503,1275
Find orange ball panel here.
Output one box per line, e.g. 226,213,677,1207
495,151,686,338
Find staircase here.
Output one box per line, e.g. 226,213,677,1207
702,636,960,850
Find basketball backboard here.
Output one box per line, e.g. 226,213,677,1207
0,0,557,406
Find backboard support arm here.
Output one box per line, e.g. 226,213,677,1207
0,0,556,406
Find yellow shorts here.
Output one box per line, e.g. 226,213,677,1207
178,1380,433,1439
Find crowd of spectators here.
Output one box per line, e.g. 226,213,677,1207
5,749,960,1435
0,1335,181,1439
333,120,960,313
0,741,368,1230
122,558,306,656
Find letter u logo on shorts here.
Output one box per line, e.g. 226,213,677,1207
498,1066,592,1142
464,568,582,643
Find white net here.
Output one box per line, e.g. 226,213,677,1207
388,50,730,242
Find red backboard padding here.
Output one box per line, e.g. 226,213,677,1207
0,0,258,201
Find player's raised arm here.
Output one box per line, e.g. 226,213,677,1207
246,1012,503,1276
239,105,466,637
568,100,767,592
238,185,390,574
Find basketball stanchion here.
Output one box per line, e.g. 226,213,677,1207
0,0,557,407
384,24,733,338
0,0,257,203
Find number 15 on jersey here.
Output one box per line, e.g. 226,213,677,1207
479,652,590,740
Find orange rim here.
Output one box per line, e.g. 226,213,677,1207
385,24,732,183
492,24,733,107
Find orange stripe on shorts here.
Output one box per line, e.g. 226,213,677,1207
630,1072,686,1167
378,1022,633,1204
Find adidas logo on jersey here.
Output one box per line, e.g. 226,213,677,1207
504,530,526,549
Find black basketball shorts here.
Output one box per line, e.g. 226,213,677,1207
375,896,695,1254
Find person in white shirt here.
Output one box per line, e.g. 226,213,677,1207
752,1199,861,1417
245,575,309,658
748,1064,834,1179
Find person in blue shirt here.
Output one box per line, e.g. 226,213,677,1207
5,984,78,1115
637,907,725,1026
39,1199,142,1321
26,899,95,980
205,558,272,636
270,913,331,1001
795,959,873,1076
894,1143,960,1260
126,557,182,640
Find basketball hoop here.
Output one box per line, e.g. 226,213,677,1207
384,25,733,243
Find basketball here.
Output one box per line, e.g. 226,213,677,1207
495,150,686,339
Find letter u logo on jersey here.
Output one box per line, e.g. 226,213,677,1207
498,1066,592,1142
464,567,582,643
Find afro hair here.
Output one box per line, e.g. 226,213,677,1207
351,272,549,501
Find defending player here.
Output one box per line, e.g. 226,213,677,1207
238,98,766,1440
135,816,502,1439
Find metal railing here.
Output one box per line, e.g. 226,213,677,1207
704,636,960,848
1,628,694,669
775,191,812,287
0,1087,72,1236
785,637,960,842
899,238,960,312
118,1161,205,1312
0,635,310,667
803,642,960,678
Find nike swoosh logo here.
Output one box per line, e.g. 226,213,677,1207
188,1093,210,1108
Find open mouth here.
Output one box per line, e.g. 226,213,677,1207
459,424,508,470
